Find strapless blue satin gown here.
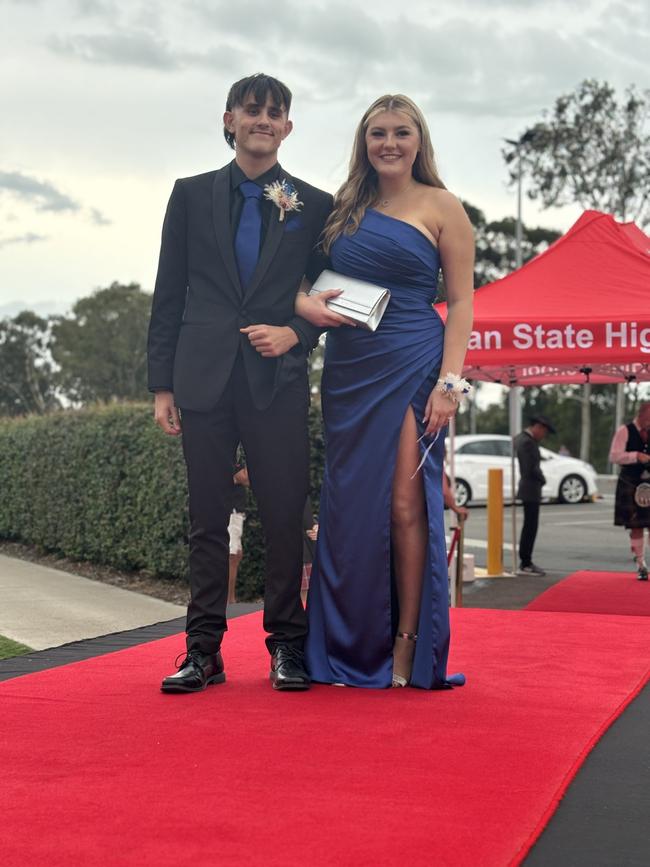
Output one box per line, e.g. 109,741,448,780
305,209,464,690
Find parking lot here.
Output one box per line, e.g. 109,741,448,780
452,477,634,608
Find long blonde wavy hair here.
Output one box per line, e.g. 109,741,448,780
321,94,446,254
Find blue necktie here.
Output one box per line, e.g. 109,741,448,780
234,180,263,289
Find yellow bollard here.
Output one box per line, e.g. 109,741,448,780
487,468,504,576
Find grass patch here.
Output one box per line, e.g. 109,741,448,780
0,635,32,660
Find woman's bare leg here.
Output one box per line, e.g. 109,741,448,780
391,406,428,683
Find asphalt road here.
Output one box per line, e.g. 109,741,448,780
455,476,635,609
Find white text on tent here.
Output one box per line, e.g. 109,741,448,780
467,322,650,353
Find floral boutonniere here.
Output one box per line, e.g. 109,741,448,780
263,179,303,222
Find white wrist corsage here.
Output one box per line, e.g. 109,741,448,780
263,179,303,222
436,372,472,403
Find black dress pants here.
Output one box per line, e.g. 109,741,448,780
519,500,540,567
180,357,310,655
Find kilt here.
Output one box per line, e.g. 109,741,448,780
614,475,650,529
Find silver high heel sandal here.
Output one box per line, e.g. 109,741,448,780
392,631,417,687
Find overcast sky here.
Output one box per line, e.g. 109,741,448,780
1,0,648,316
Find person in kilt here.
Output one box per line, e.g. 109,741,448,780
609,402,650,581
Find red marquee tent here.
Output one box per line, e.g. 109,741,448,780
436,210,650,385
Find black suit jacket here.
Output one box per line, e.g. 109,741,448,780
147,163,332,411
514,431,546,503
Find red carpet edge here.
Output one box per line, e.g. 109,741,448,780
511,661,650,866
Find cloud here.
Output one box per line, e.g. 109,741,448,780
45,0,637,123
587,2,650,68
74,0,119,15
459,0,578,5
183,0,624,119
0,171,80,212
189,0,386,55
89,207,111,225
407,22,609,117
49,0,383,77
48,25,248,72
0,172,111,229
36,0,645,132
0,232,49,250
49,29,181,70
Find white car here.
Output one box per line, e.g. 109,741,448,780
448,434,599,507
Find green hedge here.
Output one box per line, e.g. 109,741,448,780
0,403,325,601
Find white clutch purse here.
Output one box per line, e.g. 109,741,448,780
308,269,390,332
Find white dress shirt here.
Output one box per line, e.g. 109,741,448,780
609,421,646,465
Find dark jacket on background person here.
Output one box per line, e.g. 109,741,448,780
514,431,546,503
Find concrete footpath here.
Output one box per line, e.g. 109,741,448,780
0,554,185,650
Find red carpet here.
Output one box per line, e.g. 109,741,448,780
526,570,650,616
1,608,649,867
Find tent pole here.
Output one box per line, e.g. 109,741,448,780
448,415,458,605
515,149,523,269
509,386,519,575
614,381,625,429
448,413,456,493
612,382,626,474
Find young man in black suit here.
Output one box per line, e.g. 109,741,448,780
148,73,335,692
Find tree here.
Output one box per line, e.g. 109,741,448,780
455,396,508,437
0,311,59,416
521,384,620,472
51,282,151,404
463,202,561,288
503,80,650,226
455,381,645,473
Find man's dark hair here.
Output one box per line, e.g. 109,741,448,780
223,73,292,149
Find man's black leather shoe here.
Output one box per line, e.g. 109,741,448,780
270,644,310,691
161,650,225,693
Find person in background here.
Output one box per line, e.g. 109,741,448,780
228,465,250,604
301,497,318,606
514,414,556,576
442,472,469,523
609,401,650,581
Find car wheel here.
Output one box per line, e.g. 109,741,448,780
558,474,587,504
454,479,471,507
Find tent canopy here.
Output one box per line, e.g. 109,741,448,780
435,210,650,385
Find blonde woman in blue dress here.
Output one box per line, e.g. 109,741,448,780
297,95,474,688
